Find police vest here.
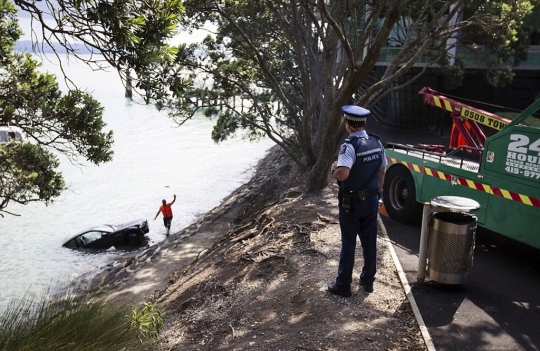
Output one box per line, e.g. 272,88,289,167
341,134,383,192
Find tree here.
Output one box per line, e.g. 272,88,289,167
2,0,189,216
7,0,538,201
0,0,114,216
161,0,538,192
14,0,189,102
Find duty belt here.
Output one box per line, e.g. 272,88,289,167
338,187,379,214
358,188,379,201
340,188,379,201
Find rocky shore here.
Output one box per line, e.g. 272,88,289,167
87,145,428,351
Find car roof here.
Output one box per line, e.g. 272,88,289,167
73,219,146,236
0,126,23,132
76,224,115,235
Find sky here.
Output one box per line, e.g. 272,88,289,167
15,4,213,46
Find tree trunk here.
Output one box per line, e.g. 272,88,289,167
305,107,345,192
305,151,333,192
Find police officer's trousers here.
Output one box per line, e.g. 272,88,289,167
335,195,378,290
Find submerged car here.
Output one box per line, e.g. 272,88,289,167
0,126,24,143
63,219,149,250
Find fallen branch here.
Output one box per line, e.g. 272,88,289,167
260,254,286,263
317,213,338,224
241,248,285,263
168,331,185,351
299,248,329,259
228,220,255,236
231,229,258,242
292,223,311,235
232,216,276,242
229,322,236,338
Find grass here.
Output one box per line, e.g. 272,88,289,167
0,286,162,351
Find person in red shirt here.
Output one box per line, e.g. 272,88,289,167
154,194,176,236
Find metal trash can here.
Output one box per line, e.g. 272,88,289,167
427,211,477,284
417,196,480,284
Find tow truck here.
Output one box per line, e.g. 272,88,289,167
382,87,540,249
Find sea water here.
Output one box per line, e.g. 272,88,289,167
0,55,274,310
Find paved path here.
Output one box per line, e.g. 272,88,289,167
382,216,540,351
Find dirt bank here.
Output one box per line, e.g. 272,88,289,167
89,145,428,351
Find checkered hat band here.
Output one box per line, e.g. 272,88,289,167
343,114,367,122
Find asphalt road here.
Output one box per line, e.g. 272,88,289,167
382,215,540,351
366,120,540,351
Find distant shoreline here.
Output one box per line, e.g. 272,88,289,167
15,40,95,54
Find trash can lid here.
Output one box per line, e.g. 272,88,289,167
430,196,481,212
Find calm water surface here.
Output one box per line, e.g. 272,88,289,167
0,56,274,310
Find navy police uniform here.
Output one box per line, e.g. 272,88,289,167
332,105,386,295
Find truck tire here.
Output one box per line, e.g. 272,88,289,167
383,165,422,223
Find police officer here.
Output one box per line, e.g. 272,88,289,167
327,105,386,297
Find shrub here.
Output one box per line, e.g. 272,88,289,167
0,287,162,351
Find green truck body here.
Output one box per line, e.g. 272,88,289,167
382,97,540,249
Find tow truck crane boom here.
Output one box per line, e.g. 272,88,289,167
419,87,513,149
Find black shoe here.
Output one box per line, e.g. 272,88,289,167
327,283,351,297
360,279,373,293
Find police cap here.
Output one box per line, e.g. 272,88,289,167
341,105,371,122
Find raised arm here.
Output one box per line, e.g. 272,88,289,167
170,194,176,205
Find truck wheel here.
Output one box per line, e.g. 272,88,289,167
124,232,141,246
383,166,422,223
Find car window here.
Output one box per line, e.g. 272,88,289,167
0,130,23,143
63,238,78,249
80,231,103,245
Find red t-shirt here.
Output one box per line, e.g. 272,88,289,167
160,204,173,218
